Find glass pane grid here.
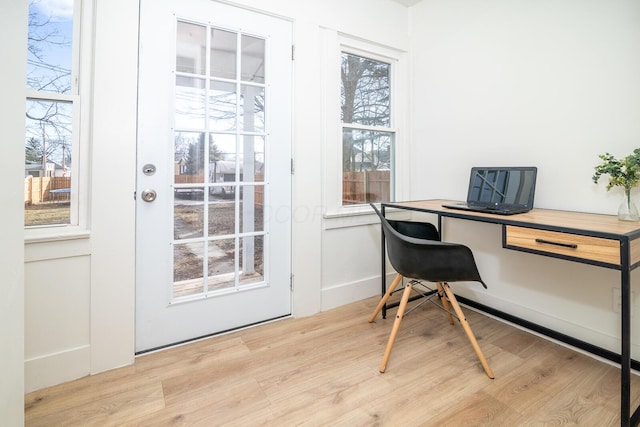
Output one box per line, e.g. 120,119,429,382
172,19,268,300
340,51,393,206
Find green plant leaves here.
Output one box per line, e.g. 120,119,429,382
593,148,640,192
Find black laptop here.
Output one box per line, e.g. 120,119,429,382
443,166,537,215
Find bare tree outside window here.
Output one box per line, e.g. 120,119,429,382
27,0,73,93
341,52,393,205
25,0,75,227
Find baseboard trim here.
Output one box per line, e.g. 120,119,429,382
25,345,91,393
321,276,380,311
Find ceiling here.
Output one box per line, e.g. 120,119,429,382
391,0,422,6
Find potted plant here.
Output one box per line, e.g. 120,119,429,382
592,148,640,221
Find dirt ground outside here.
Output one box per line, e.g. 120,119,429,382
173,200,264,284
24,202,70,226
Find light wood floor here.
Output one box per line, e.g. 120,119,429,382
25,296,640,426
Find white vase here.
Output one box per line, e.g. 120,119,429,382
618,192,639,221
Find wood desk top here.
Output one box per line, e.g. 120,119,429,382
383,199,640,240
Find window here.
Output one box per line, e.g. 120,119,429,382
25,0,81,227
322,32,406,221
340,51,393,205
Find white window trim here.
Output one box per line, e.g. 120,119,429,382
25,0,92,242
321,29,409,228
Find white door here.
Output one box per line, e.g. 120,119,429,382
136,0,292,352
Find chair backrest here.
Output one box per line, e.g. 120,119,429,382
370,203,486,288
387,218,440,241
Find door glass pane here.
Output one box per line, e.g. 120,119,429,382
24,99,73,226
240,85,265,133
174,132,205,184
239,135,264,182
240,235,264,286
240,186,264,233
241,35,265,83
208,199,235,236
208,239,236,291
174,190,204,239
209,160,237,197
176,22,206,75
173,242,204,296
209,134,236,183
175,76,206,129
210,28,236,79
209,134,226,173
209,81,236,131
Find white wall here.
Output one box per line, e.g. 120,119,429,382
408,0,640,356
25,243,91,389
0,2,27,423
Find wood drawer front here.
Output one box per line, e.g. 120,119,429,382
505,225,620,265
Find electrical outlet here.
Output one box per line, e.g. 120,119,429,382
613,288,634,316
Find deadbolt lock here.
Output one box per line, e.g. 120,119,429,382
142,164,156,176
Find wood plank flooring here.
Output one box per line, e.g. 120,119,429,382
25,296,640,426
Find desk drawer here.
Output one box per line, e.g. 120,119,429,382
504,225,620,265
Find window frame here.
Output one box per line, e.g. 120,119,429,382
322,31,408,225
25,0,91,240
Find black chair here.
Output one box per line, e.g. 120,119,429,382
369,203,494,378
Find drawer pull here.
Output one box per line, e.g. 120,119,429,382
535,238,577,249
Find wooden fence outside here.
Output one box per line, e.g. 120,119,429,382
174,173,264,207
174,174,205,184
254,175,264,207
343,170,390,204
24,176,71,205
25,171,383,207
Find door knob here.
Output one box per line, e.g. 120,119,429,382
141,189,157,203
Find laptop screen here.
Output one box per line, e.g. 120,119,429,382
467,167,537,208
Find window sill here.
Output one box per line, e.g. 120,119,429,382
323,204,411,230
25,226,90,244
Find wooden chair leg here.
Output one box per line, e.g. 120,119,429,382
368,274,403,323
379,281,413,373
442,283,495,379
436,281,454,325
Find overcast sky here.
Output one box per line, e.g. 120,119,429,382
33,0,74,21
